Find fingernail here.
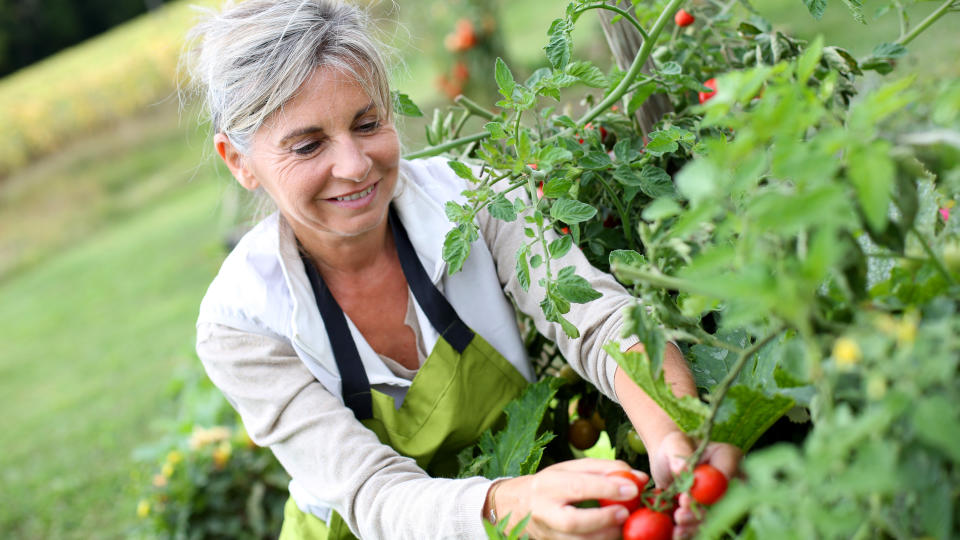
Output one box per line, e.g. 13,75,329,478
670,457,686,472
620,483,639,497
615,507,629,522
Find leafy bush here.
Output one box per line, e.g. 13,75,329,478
133,366,289,539
408,0,960,537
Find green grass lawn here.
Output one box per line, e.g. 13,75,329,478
0,106,233,537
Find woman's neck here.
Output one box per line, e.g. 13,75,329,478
294,215,394,282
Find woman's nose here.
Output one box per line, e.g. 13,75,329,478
331,136,372,182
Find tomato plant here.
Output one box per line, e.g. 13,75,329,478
414,0,960,538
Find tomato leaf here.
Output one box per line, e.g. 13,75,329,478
606,342,709,433
461,379,559,479
550,199,597,223
390,91,423,117
443,228,470,275
555,265,602,303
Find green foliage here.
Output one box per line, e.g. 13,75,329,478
134,369,290,539
458,379,559,479
428,0,960,537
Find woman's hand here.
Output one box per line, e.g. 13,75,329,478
650,431,742,539
487,458,646,539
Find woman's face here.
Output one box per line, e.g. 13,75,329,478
218,65,400,244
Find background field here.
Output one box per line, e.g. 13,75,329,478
0,0,957,538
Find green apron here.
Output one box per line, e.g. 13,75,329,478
279,207,529,540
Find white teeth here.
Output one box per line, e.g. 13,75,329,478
335,184,374,201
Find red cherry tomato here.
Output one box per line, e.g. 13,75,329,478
698,78,718,104
537,181,544,199
690,464,728,505
598,470,645,513
622,508,673,540
674,9,695,27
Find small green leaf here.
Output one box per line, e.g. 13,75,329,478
848,141,894,232
489,194,518,222
556,265,602,303
566,60,607,87
515,245,531,292
639,165,676,198
485,122,509,140
447,160,478,182
550,199,597,223
544,18,572,69
802,0,827,19
644,131,679,156
390,91,423,117
443,228,471,274
659,61,682,75
580,151,613,170
549,234,573,259
495,57,516,99
542,177,574,198
628,84,656,115
530,254,543,268
444,201,468,223
642,198,682,221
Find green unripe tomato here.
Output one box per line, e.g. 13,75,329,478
627,429,646,454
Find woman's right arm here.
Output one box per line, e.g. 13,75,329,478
195,322,494,539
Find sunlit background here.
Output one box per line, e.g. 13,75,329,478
0,0,957,537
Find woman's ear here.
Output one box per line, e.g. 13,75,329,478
214,133,259,191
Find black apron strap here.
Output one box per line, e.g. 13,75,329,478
298,205,475,420
300,252,373,421
388,207,474,353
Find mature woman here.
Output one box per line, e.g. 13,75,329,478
187,1,740,539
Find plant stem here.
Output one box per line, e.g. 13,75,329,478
575,0,688,130
454,95,499,121
688,326,786,466
911,226,957,285
610,263,721,298
573,2,650,42
403,132,489,160
596,175,635,247
896,0,954,46
452,109,471,139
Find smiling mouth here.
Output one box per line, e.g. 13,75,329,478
332,182,376,201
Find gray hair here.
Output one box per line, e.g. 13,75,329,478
183,0,394,154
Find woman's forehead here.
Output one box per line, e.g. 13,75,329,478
264,66,377,132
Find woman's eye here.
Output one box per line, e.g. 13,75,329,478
292,141,321,155
357,121,380,133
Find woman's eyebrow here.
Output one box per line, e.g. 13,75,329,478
277,102,376,146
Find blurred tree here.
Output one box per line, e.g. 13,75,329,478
0,0,168,77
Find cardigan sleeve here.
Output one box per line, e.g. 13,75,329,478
473,180,641,403
195,322,493,539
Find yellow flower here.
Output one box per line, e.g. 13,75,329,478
136,499,150,519
212,440,232,469
161,462,174,478
165,450,183,465
833,337,861,368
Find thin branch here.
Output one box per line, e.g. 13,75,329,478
688,326,786,466
896,0,954,46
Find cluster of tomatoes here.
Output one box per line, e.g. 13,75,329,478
444,18,477,53
599,465,728,540
672,9,720,105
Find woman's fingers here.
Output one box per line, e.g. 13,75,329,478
533,504,628,536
